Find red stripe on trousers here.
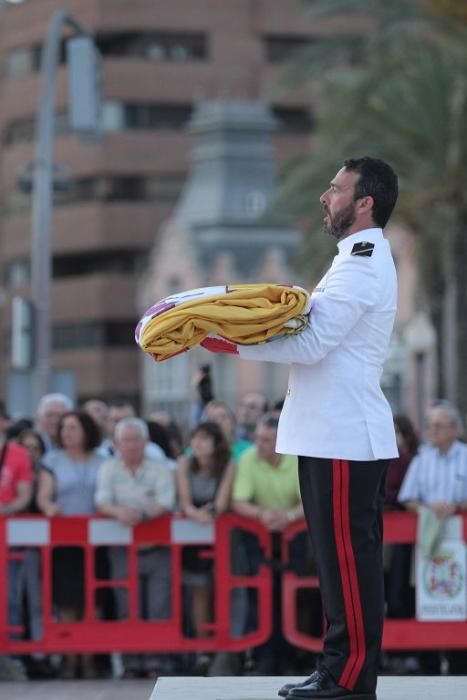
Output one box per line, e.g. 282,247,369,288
332,459,366,690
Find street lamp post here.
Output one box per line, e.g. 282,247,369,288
31,10,97,408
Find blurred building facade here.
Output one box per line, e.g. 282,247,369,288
0,0,326,411
0,0,435,426
141,100,301,418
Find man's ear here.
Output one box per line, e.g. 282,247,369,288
358,195,374,215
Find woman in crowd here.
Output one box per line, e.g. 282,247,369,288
386,415,419,509
16,429,46,501
36,410,104,679
14,429,52,676
201,400,251,462
384,414,420,674
176,421,235,672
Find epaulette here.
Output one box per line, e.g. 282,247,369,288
351,241,374,257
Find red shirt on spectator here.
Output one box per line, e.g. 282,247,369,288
0,442,33,505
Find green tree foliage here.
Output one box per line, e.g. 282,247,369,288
275,0,467,411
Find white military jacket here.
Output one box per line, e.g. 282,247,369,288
239,227,398,461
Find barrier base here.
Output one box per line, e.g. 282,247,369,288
151,676,467,700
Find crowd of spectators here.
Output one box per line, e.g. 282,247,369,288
1,380,467,680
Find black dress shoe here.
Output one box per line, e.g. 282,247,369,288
287,667,376,699
278,671,320,697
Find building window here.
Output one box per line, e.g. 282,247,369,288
146,175,184,201
144,349,189,403
5,42,57,80
263,35,312,63
101,102,125,132
4,174,184,215
118,102,193,131
6,258,30,287
52,321,136,350
96,31,208,61
4,251,141,288
52,250,141,278
4,188,31,215
5,31,207,81
4,102,191,146
272,106,314,133
5,46,34,79
3,110,69,146
3,116,35,146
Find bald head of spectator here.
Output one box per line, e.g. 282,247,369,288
36,393,73,450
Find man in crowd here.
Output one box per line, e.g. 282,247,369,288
398,401,467,516
236,392,268,442
398,400,467,675
35,393,73,452
98,402,167,462
95,417,175,677
233,415,304,674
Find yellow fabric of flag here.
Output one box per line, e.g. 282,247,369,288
138,284,309,361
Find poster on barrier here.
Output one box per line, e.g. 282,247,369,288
416,517,467,621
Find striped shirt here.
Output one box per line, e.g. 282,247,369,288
398,440,467,505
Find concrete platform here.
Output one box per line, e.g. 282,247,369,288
0,679,154,700
151,676,467,700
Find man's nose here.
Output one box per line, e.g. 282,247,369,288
319,191,328,205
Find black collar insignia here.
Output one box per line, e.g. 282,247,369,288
351,241,374,257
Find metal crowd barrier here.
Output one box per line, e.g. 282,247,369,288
0,513,272,655
282,512,467,651
2,512,467,657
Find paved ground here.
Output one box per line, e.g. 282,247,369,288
0,679,154,700
151,675,467,700
2,675,467,700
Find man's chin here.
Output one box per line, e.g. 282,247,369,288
323,224,338,238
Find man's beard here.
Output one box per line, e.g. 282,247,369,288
323,201,356,239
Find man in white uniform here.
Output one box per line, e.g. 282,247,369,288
206,157,399,699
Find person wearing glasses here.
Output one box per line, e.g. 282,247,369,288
398,401,467,518
398,400,467,674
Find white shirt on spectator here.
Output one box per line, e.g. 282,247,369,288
95,457,176,513
398,440,467,505
97,439,171,465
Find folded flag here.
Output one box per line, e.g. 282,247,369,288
135,283,311,362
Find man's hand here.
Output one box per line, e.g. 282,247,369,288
43,503,62,518
189,504,215,525
430,502,458,519
115,506,143,527
259,509,289,531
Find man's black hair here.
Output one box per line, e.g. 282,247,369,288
343,156,398,228
258,414,279,430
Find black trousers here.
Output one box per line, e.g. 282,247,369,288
298,457,388,694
